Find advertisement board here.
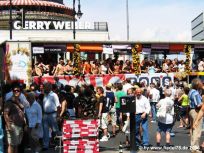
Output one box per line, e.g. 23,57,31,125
4,42,32,87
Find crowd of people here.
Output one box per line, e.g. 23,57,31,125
0,77,204,153
33,56,204,76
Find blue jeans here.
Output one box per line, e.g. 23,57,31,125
43,113,60,148
135,114,149,146
0,116,3,153
150,102,157,121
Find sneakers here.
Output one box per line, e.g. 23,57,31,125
100,135,109,142
151,120,156,123
170,132,175,137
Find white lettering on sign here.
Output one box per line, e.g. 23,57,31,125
37,21,44,30
44,21,51,30
53,21,65,30
29,21,36,30
13,21,96,30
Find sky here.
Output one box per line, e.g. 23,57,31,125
64,0,204,41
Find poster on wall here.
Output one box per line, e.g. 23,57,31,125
4,41,32,87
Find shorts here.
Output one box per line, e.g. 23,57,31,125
157,122,172,133
101,113,109,129
180,106,189,117
109,111,116,126
6,124,23,146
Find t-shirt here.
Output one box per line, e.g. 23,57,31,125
99,95,112,113
181,94,189,106
157,97,174,124
189,89,202,109
115,91,126,109
4,100,25,127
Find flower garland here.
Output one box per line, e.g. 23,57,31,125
132,44,142,74
73,44,81,75
184,44,191,74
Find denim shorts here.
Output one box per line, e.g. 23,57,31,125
157,122,173,133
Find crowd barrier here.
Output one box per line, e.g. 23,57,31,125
63,119,99,153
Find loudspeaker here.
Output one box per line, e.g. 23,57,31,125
120,96,136,113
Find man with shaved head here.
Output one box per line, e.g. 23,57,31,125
135,88,151,148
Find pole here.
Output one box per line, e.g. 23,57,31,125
9,0,12,40
73,0,76,40
126,0,129,40
130,112,136,153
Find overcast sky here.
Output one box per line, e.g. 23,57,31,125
64,0,204,41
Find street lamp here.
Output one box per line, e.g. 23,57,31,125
73,0,83,40
9,0,12,40
72,0,83,75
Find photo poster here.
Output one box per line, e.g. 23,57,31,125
4,42,32,88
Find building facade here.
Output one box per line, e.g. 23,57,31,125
191,12,204,41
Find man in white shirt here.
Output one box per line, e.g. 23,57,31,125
156,89,174,148
42,82,60,151
123,78,133,94
26,92,43,153
135,88,151,147
149,83,160,122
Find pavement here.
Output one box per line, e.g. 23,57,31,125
25,120,203,153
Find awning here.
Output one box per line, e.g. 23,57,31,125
67,44,103,53
0,0,70,9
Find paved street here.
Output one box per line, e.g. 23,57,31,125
25,121,204,153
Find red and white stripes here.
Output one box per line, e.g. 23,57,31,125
63,119,99,153
0,0,70,9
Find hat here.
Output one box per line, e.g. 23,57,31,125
106,83,112,88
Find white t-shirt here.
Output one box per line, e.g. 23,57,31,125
136,95,151,114
149,88,160,103
157,97,174,124
43,91,60,113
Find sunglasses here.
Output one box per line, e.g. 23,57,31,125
13,89,20,93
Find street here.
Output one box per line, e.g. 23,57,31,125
25,120,204,153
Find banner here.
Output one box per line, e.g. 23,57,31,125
33,73,174,87
4,42,32,87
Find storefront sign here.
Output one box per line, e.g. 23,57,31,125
44,44,66,53
32,47,44,54
13,21,95,30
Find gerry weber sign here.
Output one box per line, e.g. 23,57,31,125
13,21,95,30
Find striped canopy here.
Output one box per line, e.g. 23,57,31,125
0,0,71,9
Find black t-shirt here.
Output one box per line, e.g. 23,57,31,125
100,91,115,113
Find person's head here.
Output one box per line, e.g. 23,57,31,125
96,86,104,96
116,83,123,91
183,87,190,95
26,92,36,105
59,58,64,65
43,82,52,94
30,83,36,91
127,88,134,95
164,89,172,97
150,83,155,89
64,85,72,93
106,83,112,91
135,88,142,99
191,78,203,90
12,82,21,98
